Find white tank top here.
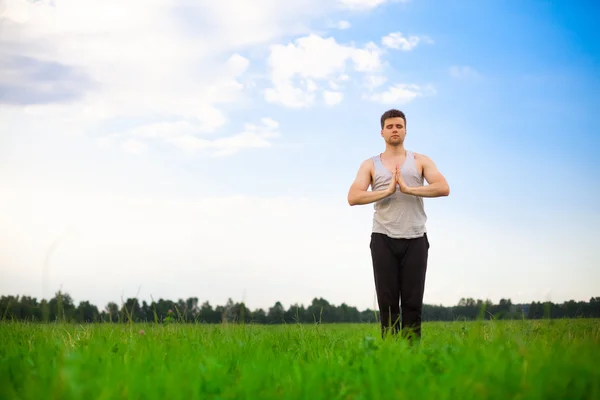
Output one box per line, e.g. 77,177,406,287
371,151,427,238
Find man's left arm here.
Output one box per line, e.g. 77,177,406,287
400,154,450,197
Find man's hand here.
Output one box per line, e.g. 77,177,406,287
348,159,397,206
395,165,410,194
386,164,400,195
399,154,450,198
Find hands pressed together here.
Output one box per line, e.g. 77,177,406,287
386,164,410,195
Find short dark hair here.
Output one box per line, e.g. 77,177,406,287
380,109,406,129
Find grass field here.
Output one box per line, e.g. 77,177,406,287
1,319,599,399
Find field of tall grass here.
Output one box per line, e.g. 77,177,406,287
1,318,598,399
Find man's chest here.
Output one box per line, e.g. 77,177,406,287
379,156,423,176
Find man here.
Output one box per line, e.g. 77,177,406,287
347,109,450,341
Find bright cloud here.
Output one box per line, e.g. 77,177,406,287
0,0,372,155
100,117,281,157
382,32,433,51
0,188,378,310
263,27,433,108
167,117,281,157
1,0,431,153
337,20,351,29
364,75,388,90
339,0,410,11
121,139,148,155
1,185,595,311
323,91,344,105
0,0,259,145
264,34,388,107
366,83,436,104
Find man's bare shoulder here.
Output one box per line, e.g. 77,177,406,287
413,152,433,163
349,157,375,192
361,157,377,177
413,152,436,176
359,157,375,169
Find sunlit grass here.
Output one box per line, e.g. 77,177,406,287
1,319,598,399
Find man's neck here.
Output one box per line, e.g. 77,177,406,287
383,145,406,157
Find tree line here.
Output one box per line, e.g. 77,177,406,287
1,292,599,324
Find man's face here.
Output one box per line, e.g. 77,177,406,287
381,117,406,145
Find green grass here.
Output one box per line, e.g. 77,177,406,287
1,319,599,399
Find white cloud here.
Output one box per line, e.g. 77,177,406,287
352,42,385,71
449,65,482,79
382,32,433,51
4,0,393,151
328,80,341,90
2,186,596,311
324,91,344,105
262,28,432,108
0,188,379,310
0,0,259,137
108,117,281,157
1,0,427,141
337,20,351,29
338,0,410,11
364,75,388,90
264,80,319,108
121,139,148,155
264,34,384,107
261,117,280,130
130,121,197,140
366,83,436,104
172,118,280,157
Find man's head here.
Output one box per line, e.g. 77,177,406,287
380,109,406,146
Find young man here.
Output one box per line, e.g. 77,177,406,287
347,109,450,340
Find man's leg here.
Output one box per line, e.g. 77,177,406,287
399,233,429,341
370,232,401,338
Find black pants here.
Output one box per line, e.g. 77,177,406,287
370,232,429,340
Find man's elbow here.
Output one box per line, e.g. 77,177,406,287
441,183,450,196
347,190,358,206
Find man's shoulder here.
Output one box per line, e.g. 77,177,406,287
356,157,376,181
412,151,433,163
359,156,376,168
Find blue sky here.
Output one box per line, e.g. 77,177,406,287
1,0,598,312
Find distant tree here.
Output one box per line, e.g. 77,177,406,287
48,291,76,322
76,301,99,322
267,301,285,323
105,302,120,322
1,292,599,324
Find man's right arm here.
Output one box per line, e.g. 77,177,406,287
347,159,394,206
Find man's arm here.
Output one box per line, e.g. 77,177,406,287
348,159,396,206
401,154,450,198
